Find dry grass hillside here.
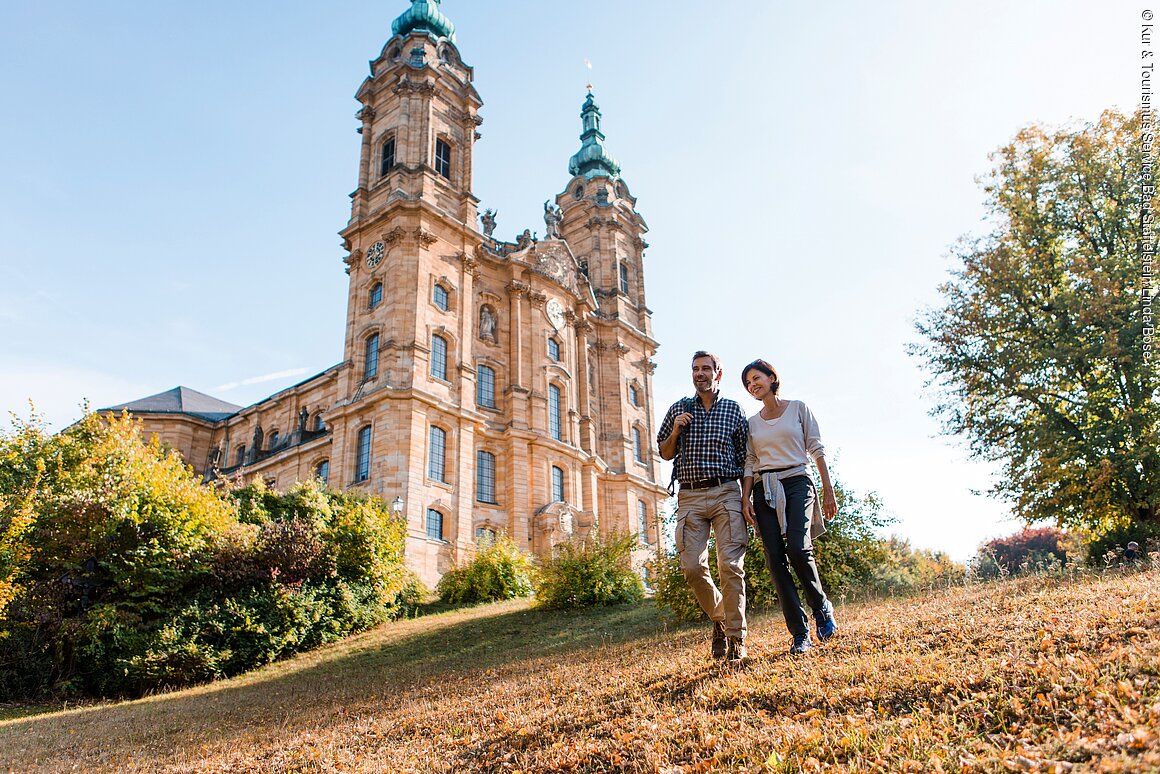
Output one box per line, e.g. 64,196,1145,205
2,568,1157,773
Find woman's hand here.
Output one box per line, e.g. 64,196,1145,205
741,498,757,526
821,487,838,520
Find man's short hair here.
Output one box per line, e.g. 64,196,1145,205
691,350,721,372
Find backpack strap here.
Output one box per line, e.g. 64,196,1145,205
666,397,700,495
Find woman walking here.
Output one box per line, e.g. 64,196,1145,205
739,359,838,654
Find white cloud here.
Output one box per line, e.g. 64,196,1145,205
213,368,309,392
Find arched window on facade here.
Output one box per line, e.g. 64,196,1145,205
435,139,452,179
356,425,372,482
379,135,396,177
369,282,383,310
619,261,630,294
235,445,246,467
428,425,447,482
477,364,496,408
548,384,562,441
268,430,279,449
365,333,380,379
633,427,645,463
433,284,449,311
547,337,560,362
551,465,565,503
426,508,444,540
475,527,497,547
431,334,448,380
476,450,496,503
313,412,326,432
315,459,329,486
638,500,649,545
629,383,640,406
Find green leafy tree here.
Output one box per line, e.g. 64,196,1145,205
811,478,893,595
913,109,1159,535
872,536,962,593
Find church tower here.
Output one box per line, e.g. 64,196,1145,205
328,0,489,580
103,2,669,588
555,90,663,545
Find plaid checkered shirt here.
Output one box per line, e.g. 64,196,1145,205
656,393,748,485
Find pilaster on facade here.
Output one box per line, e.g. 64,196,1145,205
103,3,671,589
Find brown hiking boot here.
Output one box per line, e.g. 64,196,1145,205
711,621,727,659
726,636,747,662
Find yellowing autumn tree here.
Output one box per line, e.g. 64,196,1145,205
913,109,1159,535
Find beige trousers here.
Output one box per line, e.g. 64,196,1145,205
675,481,747,639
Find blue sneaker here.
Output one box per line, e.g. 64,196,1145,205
790,632,812,654
815,601,838,642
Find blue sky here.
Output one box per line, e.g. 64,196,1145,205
0,1,1135,560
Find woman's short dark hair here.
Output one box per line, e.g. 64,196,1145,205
741,359,780,396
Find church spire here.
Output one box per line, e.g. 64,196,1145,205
568,89,621,180
391,0,456,42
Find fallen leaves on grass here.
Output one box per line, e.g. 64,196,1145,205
1,571,1158,772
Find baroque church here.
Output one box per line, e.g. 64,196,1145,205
104,0,667,587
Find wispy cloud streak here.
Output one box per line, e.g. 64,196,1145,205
214,368,308,392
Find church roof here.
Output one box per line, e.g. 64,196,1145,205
102,386,241,422
568,90,621,180
391,0,456,43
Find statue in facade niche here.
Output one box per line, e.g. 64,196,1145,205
298,407,309,433
543,200,562,238
252,424,263,453
479,305,497,341
480,208,497,237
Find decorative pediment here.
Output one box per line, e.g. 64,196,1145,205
537,501,575,539
530,242,580,294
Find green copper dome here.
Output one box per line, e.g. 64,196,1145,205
568,91,621,180
391,0,456,42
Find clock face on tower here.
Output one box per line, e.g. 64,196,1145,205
546,298,565,331
365,241,385,267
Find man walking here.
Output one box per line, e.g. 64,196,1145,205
657,351,750,661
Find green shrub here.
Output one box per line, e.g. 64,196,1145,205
650,550,702,623
534,532,644,609
870,536,962,593
1084,520,1160,567
652,528,773,623
653,474,962,621
437,536,536,603
0,412,420,700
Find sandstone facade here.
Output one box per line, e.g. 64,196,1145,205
104,2,668,588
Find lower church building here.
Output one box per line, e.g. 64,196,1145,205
103,0,668,588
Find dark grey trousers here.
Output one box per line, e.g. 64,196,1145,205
753,475,830,637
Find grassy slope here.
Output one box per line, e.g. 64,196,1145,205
1,570,1157,773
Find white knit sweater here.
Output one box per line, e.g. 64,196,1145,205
743,400,825,478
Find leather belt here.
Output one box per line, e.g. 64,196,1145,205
681,476,738,491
